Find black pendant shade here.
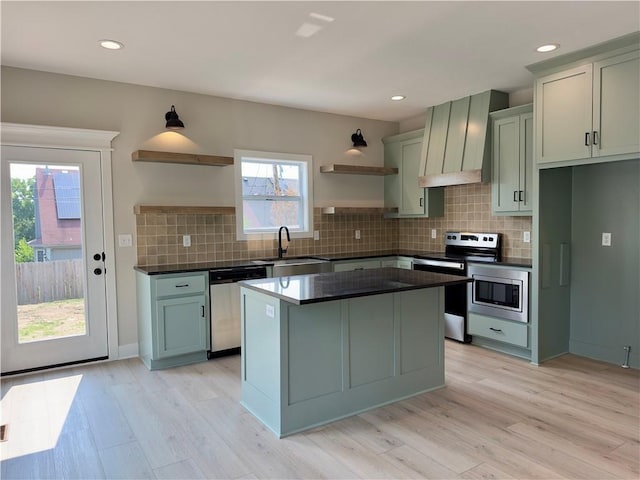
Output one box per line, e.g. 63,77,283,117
351,129,367,147
165,105,185,130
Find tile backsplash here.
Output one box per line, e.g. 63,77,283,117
136,209,398,266
136,183,532,266
398,183,532,258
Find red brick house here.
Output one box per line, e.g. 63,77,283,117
29,167,82,262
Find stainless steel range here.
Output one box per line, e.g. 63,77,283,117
412,232,501,342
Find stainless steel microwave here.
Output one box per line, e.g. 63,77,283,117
468,265,529,323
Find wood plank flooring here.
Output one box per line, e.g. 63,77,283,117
1,341,638,479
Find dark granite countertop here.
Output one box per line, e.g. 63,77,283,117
134,252,532,275
240,267,472,305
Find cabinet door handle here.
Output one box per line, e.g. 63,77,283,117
585,132,590,146
593,131,598,146
175,283,190,288
519,190,524,202
489,327,503,333
201,305,205,317
513,191,518,202
419,198,423,207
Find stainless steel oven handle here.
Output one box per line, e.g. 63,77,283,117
413,259,465,270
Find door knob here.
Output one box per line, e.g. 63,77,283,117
93,268,102,275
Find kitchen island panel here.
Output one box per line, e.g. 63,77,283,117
349,295,395,388
241,285,445,437
288,301,343,404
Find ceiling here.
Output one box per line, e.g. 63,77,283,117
1,1,639,122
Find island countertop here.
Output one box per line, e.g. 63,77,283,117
240,267,472,305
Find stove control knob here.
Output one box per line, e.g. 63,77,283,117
483,236,487,241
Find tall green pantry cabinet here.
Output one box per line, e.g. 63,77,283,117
136,271,210,370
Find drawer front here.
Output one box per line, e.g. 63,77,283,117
156,274,206,297
468,312,528,347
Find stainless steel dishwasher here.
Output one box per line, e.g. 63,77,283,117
208,265,267,358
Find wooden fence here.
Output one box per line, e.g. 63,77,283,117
15,259,84,305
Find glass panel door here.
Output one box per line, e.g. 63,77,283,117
1,146,108,374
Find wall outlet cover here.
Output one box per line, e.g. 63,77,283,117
266,304,275,318
355,230,361,240
602,232,611,246
118,234,133,247
313,230,320,241
431,229,437,239
183,235,191,247
523,231,531,243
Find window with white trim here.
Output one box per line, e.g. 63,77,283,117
234,150,313,239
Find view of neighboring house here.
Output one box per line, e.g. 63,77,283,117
29,167,82,262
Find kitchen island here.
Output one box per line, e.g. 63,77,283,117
239,267,471,437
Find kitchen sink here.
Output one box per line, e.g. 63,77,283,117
252,257,331,276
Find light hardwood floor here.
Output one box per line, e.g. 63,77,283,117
1,341,638,479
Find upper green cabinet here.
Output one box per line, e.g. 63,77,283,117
491,105,533,216
383,129,444,218
532,37,639,166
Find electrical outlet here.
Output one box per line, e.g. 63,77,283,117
523,231,531,243
313,230,320,241
118,234,133,247
183,235,191,247
355,230,361,240
602,232,611,246
266,304,275,318
431,229,437,239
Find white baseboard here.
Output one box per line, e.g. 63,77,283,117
117,343,139,359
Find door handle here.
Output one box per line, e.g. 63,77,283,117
585,132,590,146
93,252,106,261
93,268,102,275
593,131,598,146
519,190,524,202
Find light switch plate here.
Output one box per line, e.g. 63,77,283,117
118,234,133,247
183,235,191,247
602,232,611,246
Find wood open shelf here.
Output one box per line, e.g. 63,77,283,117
321,207,399,215
134,205,235,215
132,150,233,166
320,164,398,176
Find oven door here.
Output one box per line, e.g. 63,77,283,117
469,271,528,323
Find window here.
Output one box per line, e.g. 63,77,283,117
234,150,313,239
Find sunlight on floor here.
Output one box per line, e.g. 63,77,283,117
0,374,82,461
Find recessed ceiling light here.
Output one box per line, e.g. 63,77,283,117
309,12,334,23
536,43,559,53
391,95,406,101
100,39,124,50
296,23,323,38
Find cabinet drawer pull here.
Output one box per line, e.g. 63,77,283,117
584,132,590,146
593,130,598,146
489,327,503,333
175,283,190,288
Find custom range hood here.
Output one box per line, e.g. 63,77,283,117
418,90,508,188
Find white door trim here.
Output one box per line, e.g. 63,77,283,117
1,122,121,362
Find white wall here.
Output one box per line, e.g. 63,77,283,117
1,66,398,348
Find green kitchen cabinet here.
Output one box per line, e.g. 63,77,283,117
332,259,382,272
136,271,210,370
533,47,639,166
490,104,533,215
383,129,444,218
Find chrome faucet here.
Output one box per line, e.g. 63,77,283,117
278,226,290,258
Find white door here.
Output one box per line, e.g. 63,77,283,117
1,146,108,374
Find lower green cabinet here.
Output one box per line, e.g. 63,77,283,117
136,271,210,370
